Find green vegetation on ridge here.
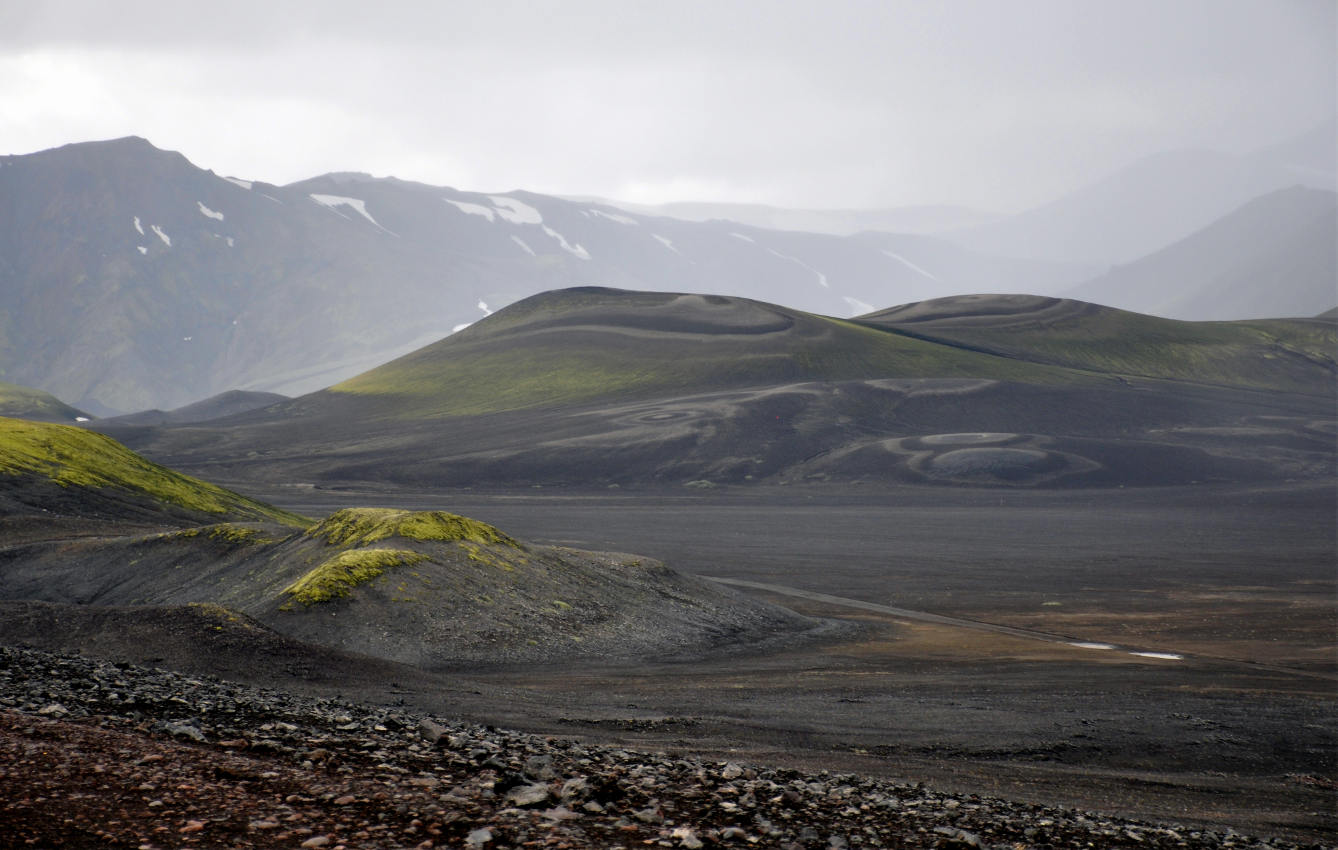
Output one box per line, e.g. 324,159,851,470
327,290,1103,418
282,548,429,607
305,508,521,549
868,303,1337,395
0,416,310,527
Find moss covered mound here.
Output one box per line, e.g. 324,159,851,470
0,416,309,527
305,508,520,548
283,548,429,607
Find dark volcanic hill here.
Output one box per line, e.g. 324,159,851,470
102,389,288,427
1066,186,1338,320
0,417,809,666
0,137,1088,413
102,288,1337,491
0,505,812,669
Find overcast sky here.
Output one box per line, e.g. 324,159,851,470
2,0,1333,212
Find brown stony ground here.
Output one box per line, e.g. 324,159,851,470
2,646,1325,850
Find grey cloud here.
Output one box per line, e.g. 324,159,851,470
1,0,1331,211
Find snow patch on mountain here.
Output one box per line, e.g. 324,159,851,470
150,225,171,247
543,226,591,260
591,209,638,226
882,250,938,281
226,236,235,248
489,196,543,225
445,199,496,221
309,194,395,234
137,246,147,255
452,322,473,333
730,232,755,243
842,296,875,315
652,234,682,255
221,175,253,190
511,235,536,256
197,201,224,221
766,248,828,288
133,216,144,236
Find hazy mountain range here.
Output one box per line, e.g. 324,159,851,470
0,125,1332,414
1069,186,1337,320
943,121,1337,265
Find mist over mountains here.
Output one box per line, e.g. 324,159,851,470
0,125,1332,414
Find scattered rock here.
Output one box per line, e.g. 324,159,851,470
504,783,551,808
0,645,1312,850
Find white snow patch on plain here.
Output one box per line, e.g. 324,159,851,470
730,232,755,243
182,336,192,342
150,224,171,247
1130,651,1183,660
452,322,473,333
542,225,591,260
766,248,828,288
510,235,536,255
221,175,253,190
1069,642,1116,650
133,216,144,235
445,198,496,221
842,296,875,315
309,194,395,234
137,245,148,255
652,234,682,255
478,300,493,316
882,249,938,281
489,196,543,225
591,209,638,226
197,201,224,221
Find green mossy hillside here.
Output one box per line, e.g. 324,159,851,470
865,301,1338,395
0,382,87,423
326,291,1094,418
305,508,521,549
0,416,310,527
282,548,429,607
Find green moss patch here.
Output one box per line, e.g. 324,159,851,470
0,416,311,527
282,548,429,607
305,507,520,549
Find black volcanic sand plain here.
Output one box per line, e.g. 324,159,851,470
5,482,1334,842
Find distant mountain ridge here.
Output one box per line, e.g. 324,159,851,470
4,128,1331,414
571,198,1001,236
0,137,1091,413
101,389,288,427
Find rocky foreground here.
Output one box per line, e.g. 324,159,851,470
0,645,1320,850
